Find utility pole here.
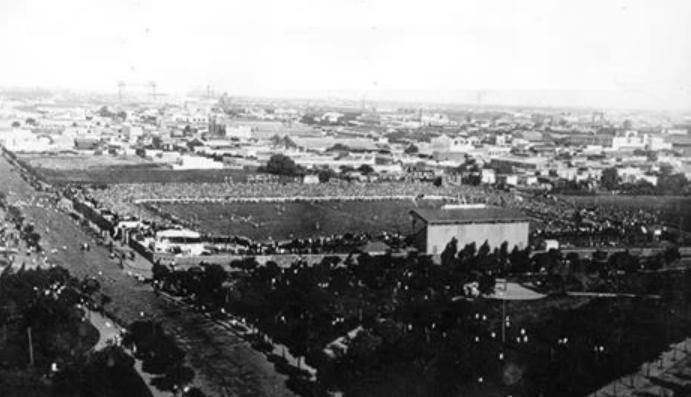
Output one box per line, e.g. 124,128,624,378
501,279,507,344
27,326,34,367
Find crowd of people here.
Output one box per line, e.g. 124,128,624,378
82,179,478,212
203,231,407,256
525,194,691,247
5,145,687,253
57,177,686,253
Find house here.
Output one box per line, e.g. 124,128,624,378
430,134,478,153
610,130,672,151
74,137,100,150
282,136,380,153
302,174,320,184
481,169,496,184
172,155,224,170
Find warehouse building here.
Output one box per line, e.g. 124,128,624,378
410,205,529,255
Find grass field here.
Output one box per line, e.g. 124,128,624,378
18,153,257,184
150,199,447,240
37,167,258,185
18,153,154,170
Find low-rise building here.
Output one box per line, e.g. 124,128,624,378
410,206,529,255
152,229,205,256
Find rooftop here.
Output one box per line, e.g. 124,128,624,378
411,206,529,225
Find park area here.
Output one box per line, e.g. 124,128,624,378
16,153,254,185
148,199,445,241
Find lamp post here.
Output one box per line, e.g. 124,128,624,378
501,278,508,344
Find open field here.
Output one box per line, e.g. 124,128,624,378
37,167,258,185
18,153,156,170
0,154,294,396
18,152,257,184
149,198,446,240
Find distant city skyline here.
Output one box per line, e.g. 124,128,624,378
1,0,690,111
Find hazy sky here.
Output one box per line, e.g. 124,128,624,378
1,0,690,110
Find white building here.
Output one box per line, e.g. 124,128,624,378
173,111,208,125
611,131,646,151
481,169,496,184
611,131,671,151
430,134,478,153
0,128,53,152
421,113,451,126
153,229,205,256
225,125,252,140
172,155,224,170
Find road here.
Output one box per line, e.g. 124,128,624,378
588,338,691,397
0,154,294,397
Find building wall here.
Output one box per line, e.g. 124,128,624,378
425,222,529,255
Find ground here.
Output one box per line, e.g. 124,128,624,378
18,152,256,185
0,154,295,397
18,153,155,170
149,199,445,241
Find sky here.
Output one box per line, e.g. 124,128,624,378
0,0,690,110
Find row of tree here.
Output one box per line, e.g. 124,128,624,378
0,266,151,397
262,154,376,180
600,166,689,195
149,239,687,396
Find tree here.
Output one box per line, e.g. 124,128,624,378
607,251,638,273
663,246,681,265
658,173,688,194
300,114,318,125
98,106,113,118
318,169,336,183
328,143,351,152
151,365,195,393
509,246,531,273
440,237,458,267
432,176,442,187
600,167,619,190
264,154,301,176
566,252,583,273
25,117,36,126
404,144,419,155
339,165,354,174
183,387,207,397
358,164,374,175
347,329,383,364
478,273,496,295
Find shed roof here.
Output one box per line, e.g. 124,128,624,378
358,241,390,254
411,207,529,225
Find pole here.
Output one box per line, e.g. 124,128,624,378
27,327,34,367
501,300,506,344
501,278,508,344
